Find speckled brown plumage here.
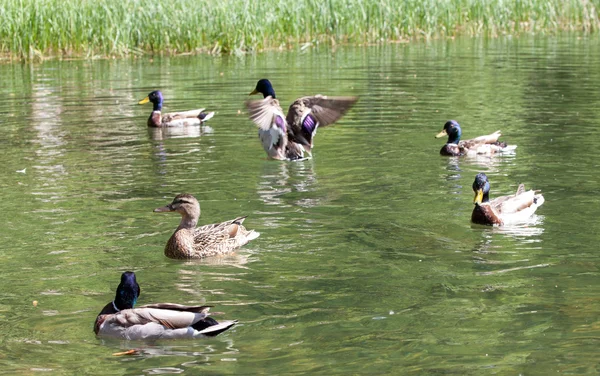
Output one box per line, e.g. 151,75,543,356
155,194,260,259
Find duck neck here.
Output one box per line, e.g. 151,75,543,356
447,131,460,144
112,290,137,312
481,191,490,203
263,88,276,99
178,210,199,229
153,100,163,112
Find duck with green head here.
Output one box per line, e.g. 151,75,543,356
245,79,358,160
471,173,544,226
435,120,516,156
94,271,237,340
138,90,214,127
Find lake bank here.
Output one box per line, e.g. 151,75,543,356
1,0,599,61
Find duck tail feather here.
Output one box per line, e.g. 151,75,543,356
533,193,545,207
199,111,215,122
196,320,238,337
246,230,260,241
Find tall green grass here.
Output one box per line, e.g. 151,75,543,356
0,0,598,59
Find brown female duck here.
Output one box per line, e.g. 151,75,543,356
471,173,544,226
154,194,259,259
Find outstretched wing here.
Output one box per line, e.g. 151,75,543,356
245,97,287,132
246,96,288,157
289,95,358,127
286,95,358,148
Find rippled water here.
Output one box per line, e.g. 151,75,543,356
1,35,600,374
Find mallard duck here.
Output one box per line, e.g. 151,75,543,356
435,120,516,156
94,271,237,340
138,90,214,127
471,173,544,226
245,79,358,160
154,194,260,259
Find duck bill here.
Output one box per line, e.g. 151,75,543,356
249,89,259,96
153,205,173,213
435,129,447,138
138,96,150,105
473,189,484,204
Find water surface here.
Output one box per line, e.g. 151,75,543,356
1,35,599,374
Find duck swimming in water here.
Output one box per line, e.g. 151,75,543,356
154,194,260,259
471,173,544,226
435,120,516,156
138,90,214,127
94,271,237,340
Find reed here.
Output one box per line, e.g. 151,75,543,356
0,0,598,60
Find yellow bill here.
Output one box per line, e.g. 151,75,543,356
473,188,484,204
249,89,259,95
435,129,447,138
138,96,150,105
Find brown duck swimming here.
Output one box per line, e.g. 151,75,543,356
471,173,544,226
154,194,259,259
435,120,516,156
246,79,358,160
138,90,214,127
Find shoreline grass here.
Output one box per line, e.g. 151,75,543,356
1,0,599,61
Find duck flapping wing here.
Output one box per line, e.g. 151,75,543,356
245,96,287,132
287,95,358,127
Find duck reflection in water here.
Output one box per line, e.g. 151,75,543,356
471,222,546,278
148,124,214,141
256,159,320,209
439,149,518,203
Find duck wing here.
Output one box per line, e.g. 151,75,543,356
164,108,207,119
488,184,545,224
487,184,529,213
286,95,358,152
498,189,539,214
196,217,248,235
161,109,212,127
140,303,213,312
191,217,252,255
109,306,211,330
246,97,288,158
460,130,502,148
246,97,287,132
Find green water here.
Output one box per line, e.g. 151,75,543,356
1,35,599,374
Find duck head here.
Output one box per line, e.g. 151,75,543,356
154,194,201,228
472,173,491,204
249,79,276,99
435,120,462,144
113,271,140,311
138,90,164,111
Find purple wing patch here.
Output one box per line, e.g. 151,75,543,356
302,114,317,135
275,115,286,132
